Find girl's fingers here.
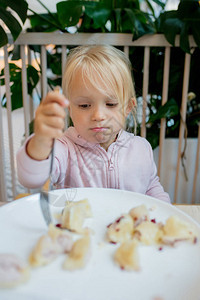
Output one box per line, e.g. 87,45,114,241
42,91,69,107
43,116,65,129
35,122,64,139
34,90,69,139
38,102,66,118
35,104,67,123
35,113,65,130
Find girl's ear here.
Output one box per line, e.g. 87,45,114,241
126,97,136,117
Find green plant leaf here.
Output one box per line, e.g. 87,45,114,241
0,7,22,40
85,5,111,29
148,98,179,123
47,49,62,75
101,0,115,9
163,17,183,46
78,14,93,31
57,1,83,27
10,45,20,60
0,63,39,111
29,13,62,32
145,0,156,17
29,119,34,135
180,22,190,53
0,24,7,47
146,126,160,149
0,0,28,47
191,21,200,48
27,65,40,94
123,8,156,39
150,0,165,10
178,0,199,19
47,77,62,88
0,0,28,23
114,8,122,32
124,8,138,36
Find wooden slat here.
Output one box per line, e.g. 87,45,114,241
41,45,47,98
61,45,70,129
123,45,129,56
141,46,150,138
20,45,29,139
28,47,34,121
3,46,16,198
11,33,197,47
192,124,200,204
158,47,171,177
61,45,67,78
0,88,7,202
174,53,191,203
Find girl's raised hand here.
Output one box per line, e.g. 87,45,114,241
27,90,69,161
34,91,69,139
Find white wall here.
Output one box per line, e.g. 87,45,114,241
154,139,200,204
26,0,180,14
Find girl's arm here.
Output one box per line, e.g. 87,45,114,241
145,143,171,203
146,174,171,203
16,135,52,189
27,91,69,161
16,91,69,188
16,136,69,189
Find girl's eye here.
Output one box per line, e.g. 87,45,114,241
106,103,118,107
79,104,91,109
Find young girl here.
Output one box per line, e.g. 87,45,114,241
17,45,170,203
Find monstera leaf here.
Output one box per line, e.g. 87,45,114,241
159,0,200,53
0,63,39,110
0,0,28,47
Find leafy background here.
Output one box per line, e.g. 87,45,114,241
0,0,200,148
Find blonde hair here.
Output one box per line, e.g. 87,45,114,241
62,45,137,131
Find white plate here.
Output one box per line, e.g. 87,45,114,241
0,188,200,300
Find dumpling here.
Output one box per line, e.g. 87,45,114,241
114,240,140,271
29,224,73,267
134,221,163,245
48,224,73,253
0,253,30,288
162,215,198,245
61,199,92,233
106,214,134,244
63,235,91,270
29,235,60,267
129,204,150,227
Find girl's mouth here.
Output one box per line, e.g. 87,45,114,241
91,127,108,132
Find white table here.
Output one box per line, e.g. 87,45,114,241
0,201,200,223
174,204,200,224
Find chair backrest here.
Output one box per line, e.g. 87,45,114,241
0,33,199,203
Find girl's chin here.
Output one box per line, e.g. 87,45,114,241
80,130,118,145
93,132,112,142
94,137,116,149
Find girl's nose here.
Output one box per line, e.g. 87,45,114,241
91,105,106,121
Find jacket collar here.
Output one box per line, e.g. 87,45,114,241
61,126,132,151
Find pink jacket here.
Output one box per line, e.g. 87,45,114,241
17,127,170,203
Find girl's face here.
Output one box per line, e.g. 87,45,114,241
68,70,128,150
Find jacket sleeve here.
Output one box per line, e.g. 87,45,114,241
145,142,171,203
16,135,52,189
